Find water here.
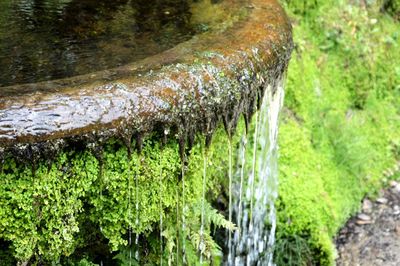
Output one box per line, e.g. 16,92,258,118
181,160,187,265
159,166,164,266
199,150,208,264
236,135,247,236
135,160,140,261
128,164,133,265
229,80,285,265
227,139,234,264
0,0,228,88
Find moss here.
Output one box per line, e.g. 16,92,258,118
1,1,399,265
276,0,400,265
0,115,250,264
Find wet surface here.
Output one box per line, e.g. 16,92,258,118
0,0,293,165
0,0,227,87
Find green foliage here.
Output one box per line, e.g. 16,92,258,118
381,0,400,20
274,233,314,266
1,1,399,265
0,123,242,265
282,0,321,15
74,258,99,266
0,151,98,262
276,0,400,265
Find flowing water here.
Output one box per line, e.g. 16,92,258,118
234,135,247,244
128,166,133,265
229,80,285,265
228,139,234,264
200,150,208,264
181,160,187,265
159,166,164,266
135,161,140,261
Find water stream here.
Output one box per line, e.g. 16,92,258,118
227,139,234,264
229,80,285,265
159,165,164,266
135,159,140,261
200,149,208,264
181,159,187,265
128,164,133,265
237,135,247,235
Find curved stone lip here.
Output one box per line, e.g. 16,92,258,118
0,0,292,155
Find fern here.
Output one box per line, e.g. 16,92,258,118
186,200,236,262
205,204,237,231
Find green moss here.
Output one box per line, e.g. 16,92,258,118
0,119,248,264
276,0,400,264
1,1,399,265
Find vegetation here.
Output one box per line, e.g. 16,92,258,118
0,0,399,265
0,124,244,265
275,0,400,264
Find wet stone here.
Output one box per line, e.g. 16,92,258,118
0,0,294,166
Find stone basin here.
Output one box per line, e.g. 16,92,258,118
0,0,292,161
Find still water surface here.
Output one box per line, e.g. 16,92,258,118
0,0,226,87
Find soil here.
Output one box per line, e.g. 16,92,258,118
336,180,400,266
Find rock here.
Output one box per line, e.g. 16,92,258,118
396,223,400,237
393,205,400,215
392,184,400,194
376,197,388,204
356,219,372,225
362,199,373,213
356,213,373,225
389,180,398,187
357,213,372,221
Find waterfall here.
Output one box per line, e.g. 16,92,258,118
200,150,208,264
159,166,164,266
229,80,285,265
181,159,187,265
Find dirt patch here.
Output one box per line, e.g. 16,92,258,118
336,181,400,266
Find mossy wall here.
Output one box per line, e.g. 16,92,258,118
275,0,400,264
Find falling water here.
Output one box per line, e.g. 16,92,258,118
234,135,247,240
181,157,187,265
159,166,164,266
227,138,233,264
199,149,208,264
176,186,180,265
249,109,260,232
135,158,140,261
128,165,133,266
229,80,285,265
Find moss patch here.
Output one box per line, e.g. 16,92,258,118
0,118,249,265
275,0,400,264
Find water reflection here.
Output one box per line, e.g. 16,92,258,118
0,0,197,87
